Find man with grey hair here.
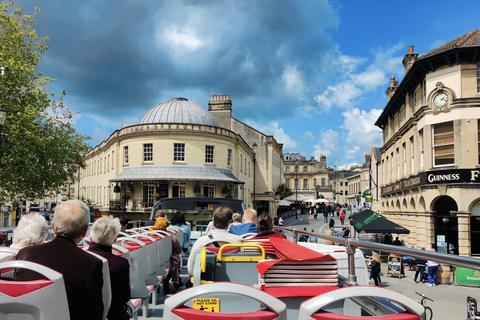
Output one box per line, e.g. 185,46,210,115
89,217,131,320
0,214,49,262
15,200,104,320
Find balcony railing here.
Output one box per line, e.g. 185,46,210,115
109,199,154,212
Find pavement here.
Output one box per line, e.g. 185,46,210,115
147,211,478,319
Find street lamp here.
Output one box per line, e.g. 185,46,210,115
0,106,6,150
295,160,299,219
333,165,337,206
252,142,257,210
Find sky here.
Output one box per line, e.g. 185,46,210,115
11,0,480,169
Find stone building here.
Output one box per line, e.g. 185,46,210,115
375,30,480,257
283,153,331,200
79,95,284,222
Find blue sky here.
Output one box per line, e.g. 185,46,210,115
13,0,480,169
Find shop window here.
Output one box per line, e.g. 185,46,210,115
205,145,214,164
174,143,185,162
433,122,454,166
143,143,153,162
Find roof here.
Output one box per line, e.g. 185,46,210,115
109,166,244,184
136,97,220,127
419,29,480,60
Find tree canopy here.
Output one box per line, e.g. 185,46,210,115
0,2,90,202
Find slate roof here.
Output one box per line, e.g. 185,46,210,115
419,29,480,60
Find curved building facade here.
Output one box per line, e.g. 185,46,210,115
375,30,480,257
79,95,284,223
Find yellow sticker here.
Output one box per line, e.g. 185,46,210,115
193,298,220,312
208,204,214,211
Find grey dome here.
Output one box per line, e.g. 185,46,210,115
138,97,220,127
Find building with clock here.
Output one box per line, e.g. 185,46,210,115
375,30,480,257
78,94,284,223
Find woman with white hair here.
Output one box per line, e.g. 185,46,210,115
0,214,48,262
88,217,131,320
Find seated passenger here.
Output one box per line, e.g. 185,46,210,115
149,216,183,290
170,212,191,254
229,212,242,227
252,213,287,239
88,217,131,320
188,206,242,276
0,214,49,262
229,208,258,235
15,200,104,320
117,215,129,234
145,209,165,227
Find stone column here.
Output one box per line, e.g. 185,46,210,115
416,211,428,249
457,211,471,257
407,211,417,247
425,211,435,249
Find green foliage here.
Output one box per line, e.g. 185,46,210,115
275,183,292,199
0,2,91,202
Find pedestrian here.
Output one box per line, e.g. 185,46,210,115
414,248,427,284
313,208,318,220
339,211,345,225
329,216,335,229
342,226,350,238
323,207,328,223
427,249,439,286
369,251,382,286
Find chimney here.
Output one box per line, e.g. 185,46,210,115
385,75,398,101
402,45,418,75
365,153,371,164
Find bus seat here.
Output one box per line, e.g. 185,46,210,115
127,298,143,320
0,248,19,280
85,250,112,320
297,286,424,320
164,282,286,320
0,260,70,319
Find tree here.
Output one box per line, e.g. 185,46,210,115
275,183,292,200
0,2,90,202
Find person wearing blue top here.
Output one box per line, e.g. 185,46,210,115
229,208,258,235
414,248,427,283
170,211,191,253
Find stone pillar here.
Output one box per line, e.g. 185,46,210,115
425,211,435,249
407,212,417,247
416,211,428,248
458,211,471,257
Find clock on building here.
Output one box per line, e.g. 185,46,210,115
433,91,448,108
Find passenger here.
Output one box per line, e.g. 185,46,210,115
170,211,191,254
145,209,165,227
187,206,241,277
204,219,214,235
229,212,242,227
150,216,184,291
15,200,104,320
118,215,129,234
229,208,258,235
414,248,427,284
88,217,131,320
427,248,439,287
252,213,287,239
0,214,49,262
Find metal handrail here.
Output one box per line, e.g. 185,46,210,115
279,226,480,285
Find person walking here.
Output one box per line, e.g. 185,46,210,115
369,251,382,286
339,211,345,225
414,249,427,284
427,249,439,286
323,207,328,223
329,216,335,229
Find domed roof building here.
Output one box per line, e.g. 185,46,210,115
79,94,284,225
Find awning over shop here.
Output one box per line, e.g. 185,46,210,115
352,210,410,234
109,166,245,184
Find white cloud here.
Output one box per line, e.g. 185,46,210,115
314,82,363,111
340,108,383,160
92,127,109,145
312,129,339,159
243,119,297,150
304,131,315,141
282,65,305,95
163,26,205,51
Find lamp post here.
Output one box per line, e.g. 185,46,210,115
252,142,257,210
295,160,299,219
333,165,337,206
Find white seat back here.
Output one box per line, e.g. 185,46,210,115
86,251,112,320
0,260,70,319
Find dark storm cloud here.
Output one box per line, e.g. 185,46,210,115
15,0,340,120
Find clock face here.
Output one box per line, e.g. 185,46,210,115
434,92,448,107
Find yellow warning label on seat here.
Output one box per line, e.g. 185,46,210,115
193,298,220,312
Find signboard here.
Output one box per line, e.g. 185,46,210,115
157,182,169,198
365,195,373,203
208,204,214,211
193,298,220,312
387,254,404,278
437,235,447,253
455,267,480,286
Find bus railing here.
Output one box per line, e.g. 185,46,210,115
279,226,480,286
